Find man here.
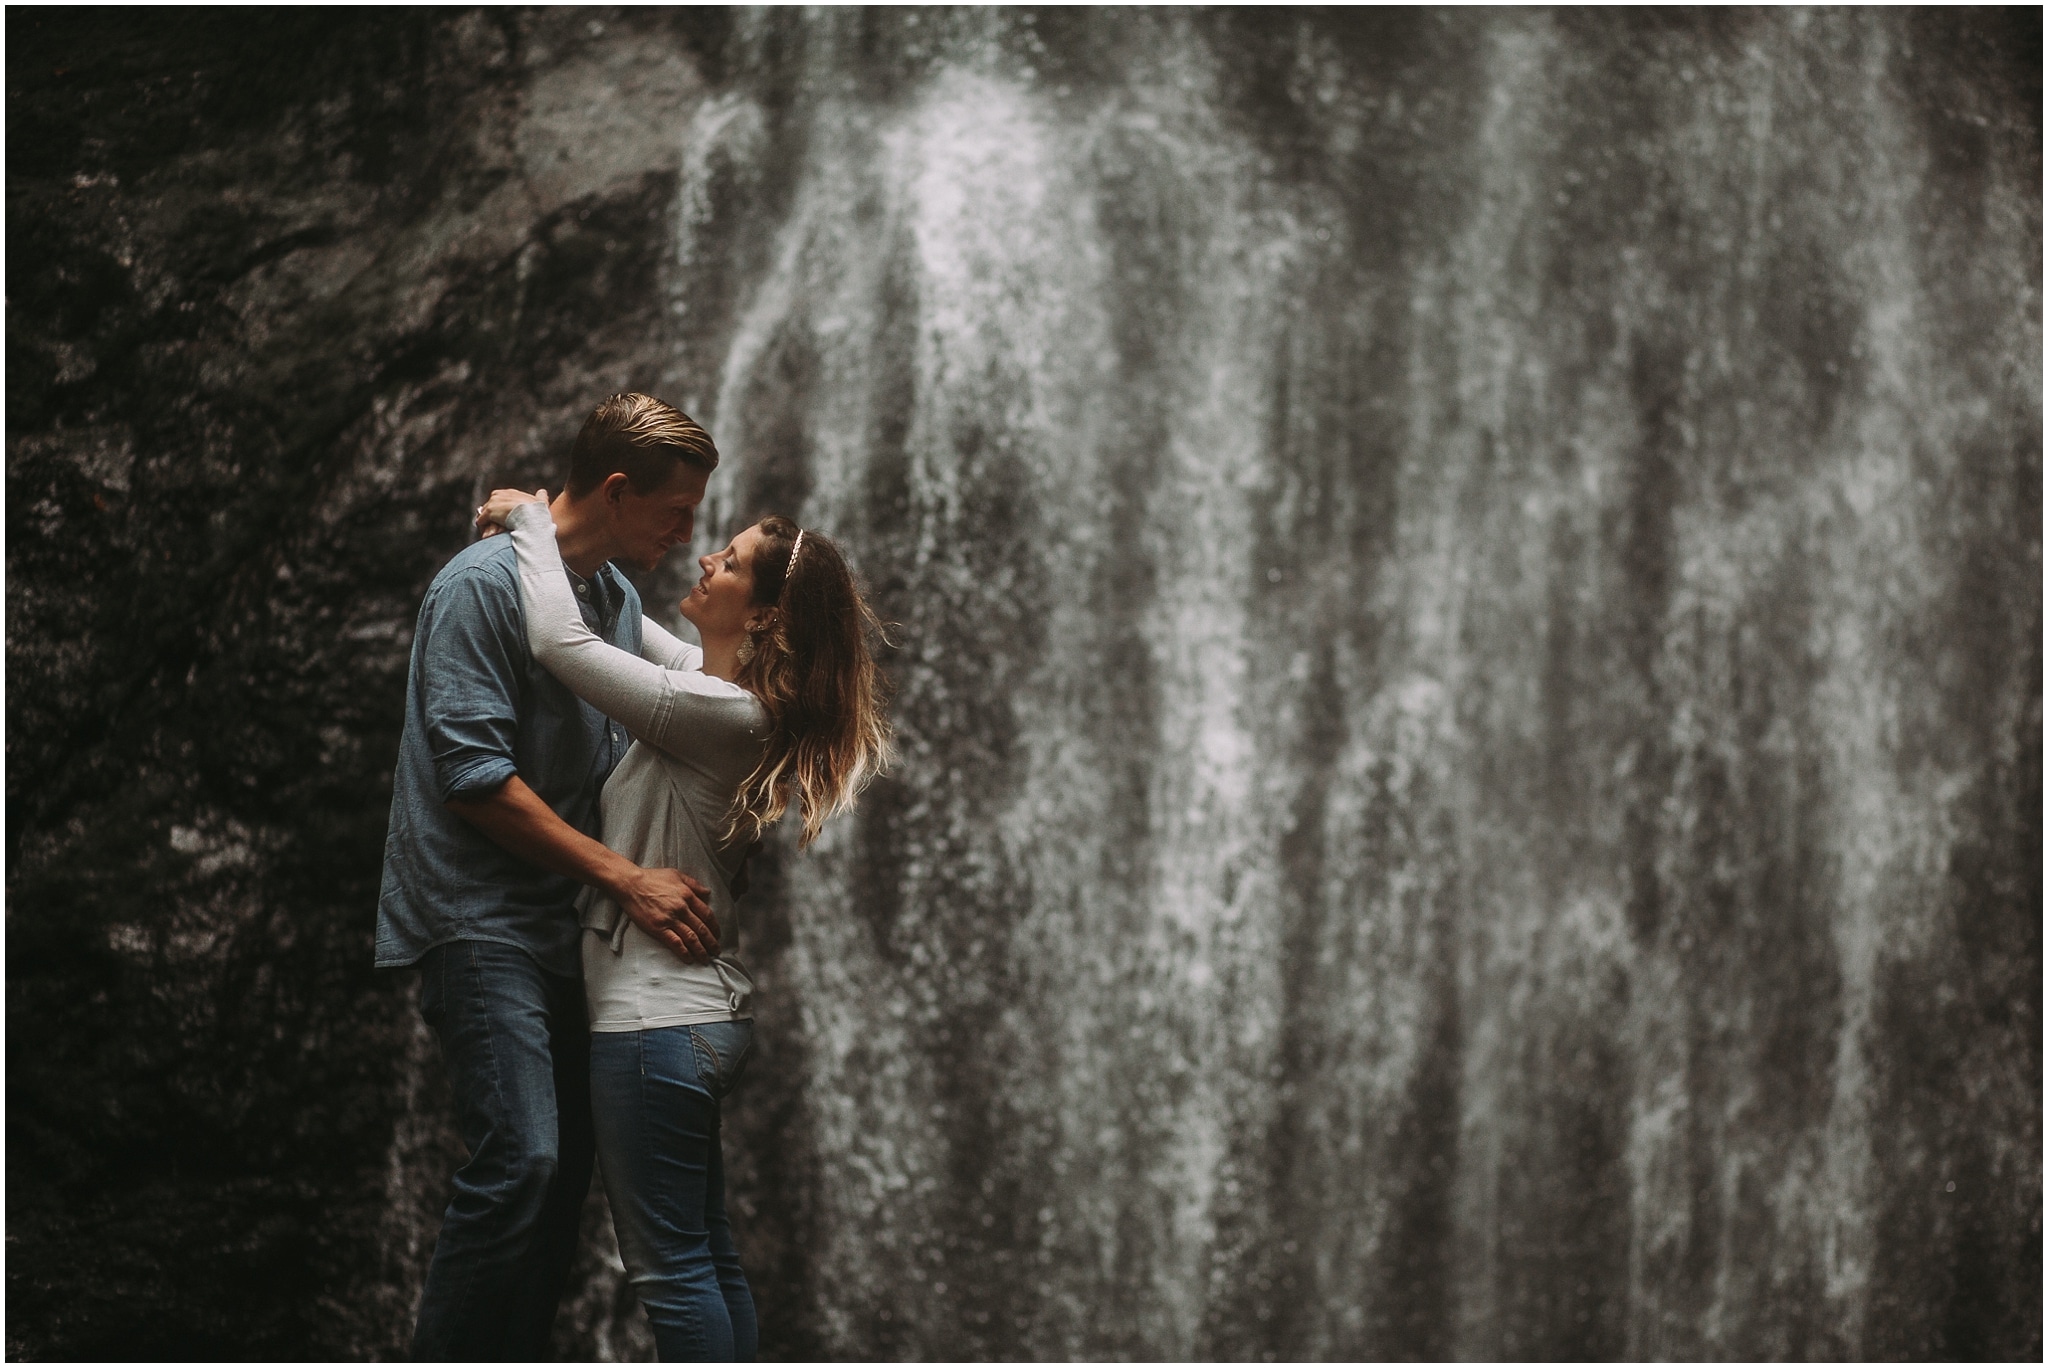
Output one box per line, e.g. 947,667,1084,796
376,393,721,1359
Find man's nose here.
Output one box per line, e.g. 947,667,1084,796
679,508,695,543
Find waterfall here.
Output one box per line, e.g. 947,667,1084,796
6,8,2033,1360
635,8,2040,1359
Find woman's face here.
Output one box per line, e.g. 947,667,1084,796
680,522,770,638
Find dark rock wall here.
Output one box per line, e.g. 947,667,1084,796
7,8,2038,1361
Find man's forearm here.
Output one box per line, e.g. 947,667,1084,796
446,774,718,958
446,774,633,897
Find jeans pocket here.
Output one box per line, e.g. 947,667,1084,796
688,1022,754,1098
418,946,445,1030
721,1028,754,1094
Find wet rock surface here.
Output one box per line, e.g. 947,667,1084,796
7,8,2039,1360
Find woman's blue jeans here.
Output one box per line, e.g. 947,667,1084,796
590,1021,757,1361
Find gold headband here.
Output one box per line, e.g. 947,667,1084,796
787,529,805,579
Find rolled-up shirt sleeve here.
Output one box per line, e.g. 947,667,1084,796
419,567,525,803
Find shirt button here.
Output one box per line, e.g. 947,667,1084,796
575,584,589,597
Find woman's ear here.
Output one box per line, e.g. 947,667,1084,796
745,607,780,636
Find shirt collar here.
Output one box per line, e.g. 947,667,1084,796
563,561,619,623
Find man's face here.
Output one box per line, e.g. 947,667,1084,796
605,462,711,571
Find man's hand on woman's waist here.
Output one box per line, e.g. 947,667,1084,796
607,864,720,963
447,774,719,962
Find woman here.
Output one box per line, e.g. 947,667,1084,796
479,486,891,1361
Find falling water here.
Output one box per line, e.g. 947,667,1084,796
6,8,2034,1360
616,9,2040,1360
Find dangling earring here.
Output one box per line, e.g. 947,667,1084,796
735,634,757,666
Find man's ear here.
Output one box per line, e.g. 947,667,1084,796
600,471,633,506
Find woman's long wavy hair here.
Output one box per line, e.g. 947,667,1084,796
724,514,893,849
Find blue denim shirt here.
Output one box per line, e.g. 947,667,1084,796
375,533,643,977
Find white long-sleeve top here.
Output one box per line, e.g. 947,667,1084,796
505,500,770,1029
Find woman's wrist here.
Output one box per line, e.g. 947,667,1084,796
505,499,551,531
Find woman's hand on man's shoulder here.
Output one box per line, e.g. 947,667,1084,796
476,487,550,538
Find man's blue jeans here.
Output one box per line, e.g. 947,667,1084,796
411,940,596,1360
591,1021,758,1361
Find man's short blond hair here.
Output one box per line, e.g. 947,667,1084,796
566,393,719,498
